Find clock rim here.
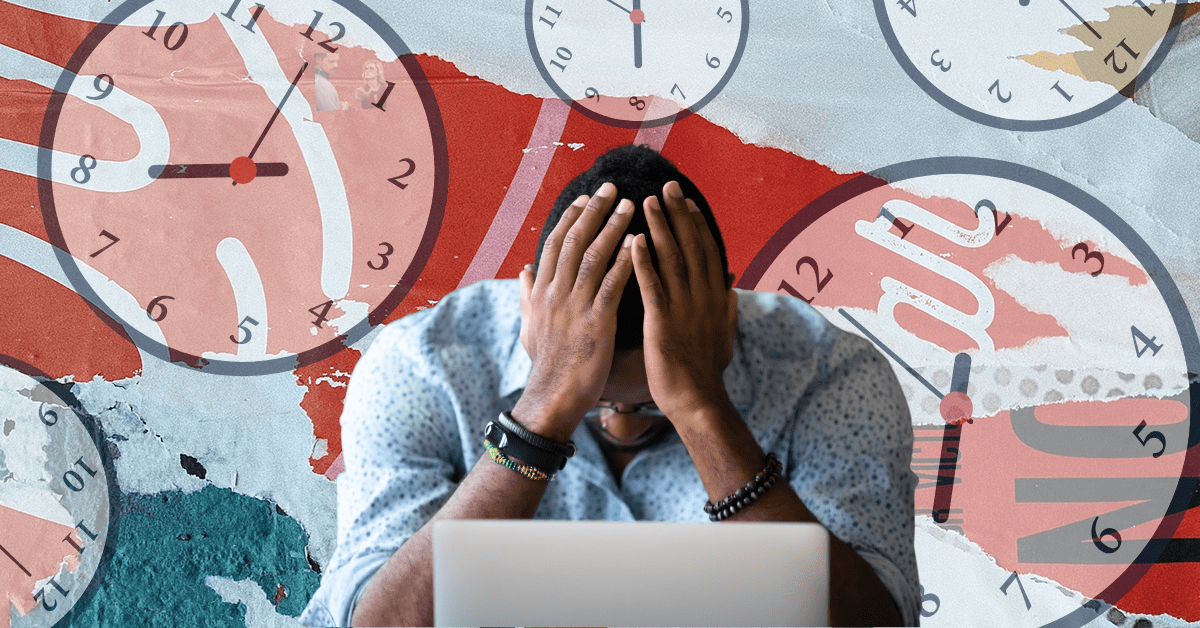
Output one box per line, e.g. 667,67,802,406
0,354,119,628
872,0,1191,131
36,0,450,376
736,156,1200,627
524,0,751,129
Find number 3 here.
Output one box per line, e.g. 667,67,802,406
1071,242,1104,276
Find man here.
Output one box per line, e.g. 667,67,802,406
300,145,920,626
314,51,345,111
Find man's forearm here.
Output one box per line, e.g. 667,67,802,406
350,451,552,626
673,398,905,627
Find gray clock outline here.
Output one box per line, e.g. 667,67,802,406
37,0,450,377
738,156,1200,628
525,0,751,129
873,0,1190,130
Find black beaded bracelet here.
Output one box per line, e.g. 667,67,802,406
704,452,783,522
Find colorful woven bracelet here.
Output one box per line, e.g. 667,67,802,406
484,439,550,481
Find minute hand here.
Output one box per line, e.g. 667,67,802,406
633,0,642,68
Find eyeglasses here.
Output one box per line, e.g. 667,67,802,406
583,400,666,419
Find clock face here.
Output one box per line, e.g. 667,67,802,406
739,158,1198,627
39,0,448,376
525,0,750,128
875,0,1189,130
0,356,115,628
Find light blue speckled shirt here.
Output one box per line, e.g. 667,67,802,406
300,278,920,627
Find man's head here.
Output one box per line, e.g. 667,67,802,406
533,144,732,352
314,51,340,75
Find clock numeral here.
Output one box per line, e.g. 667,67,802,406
62,521,99,554
71,154,97,185
388,158,417,189
38,403,59,426
540,4,562,28
988,79,1012,103
1130,325,1163,357
231,316,260,345
778,256,833,304
1104,38,1140,74
716,6,733,22
368,242,394,270
1000,572,1032,610
1070,242,1104,276
33,577,69,611
890,217,915,239
62,457,98,492
87,74,115,101
584,87,601,102
1090,516,1122,554
142,10,189,51
300,10,346,53
548,46,572,72
671,83,686,101
309,300,335,328
930,49,951,72
1050,80,1074,102
629,97,647,111
896,0,917,17
146,295,174,322
1133,0,1155,16
705,53,721,69
1132,420,1167,458
90,230,120,258
974,199,1011,236
919,585,939,617
221,0,266,34
372,81,397,111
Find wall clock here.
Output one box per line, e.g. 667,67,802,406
0,355,116,628
739,157,1198,626
875,0,1189,130
526,0,750,128
38,0,448,376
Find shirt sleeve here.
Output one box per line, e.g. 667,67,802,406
300,321,463,626
788,330,922,627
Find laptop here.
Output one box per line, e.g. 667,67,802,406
433,520,829,627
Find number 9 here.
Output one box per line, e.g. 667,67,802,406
584,87,600,101
87,74,115,101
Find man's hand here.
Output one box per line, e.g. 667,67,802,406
631,181,737,420
513,183,636,441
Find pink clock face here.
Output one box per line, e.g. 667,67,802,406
40,0,446,375
740,159,1198,627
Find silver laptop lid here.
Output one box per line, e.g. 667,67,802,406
433,520,829,627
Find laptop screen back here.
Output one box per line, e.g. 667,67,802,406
433,520,829,627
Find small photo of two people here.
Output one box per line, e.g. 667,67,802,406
313,51,387,111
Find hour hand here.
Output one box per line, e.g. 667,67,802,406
148,162,288,180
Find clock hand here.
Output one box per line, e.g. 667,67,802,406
148,162,289,179
632,0,642,68
246,61,308,161
838,308,944,399
604,0,632,13
1054,0,1102,39
0,543,31,577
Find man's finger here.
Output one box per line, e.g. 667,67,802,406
687,198,725,292
643,194,684,298
631,233,666,311
536,194,589,289
519,263,534,353
595,234,635,311
662,181,707,285
556,182,617,288
576,198,635,295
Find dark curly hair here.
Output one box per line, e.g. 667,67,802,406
533,144,730,351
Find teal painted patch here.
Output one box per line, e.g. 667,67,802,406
66,485,319,627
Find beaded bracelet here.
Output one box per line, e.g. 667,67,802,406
704,452,783,522
483,439,550,481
